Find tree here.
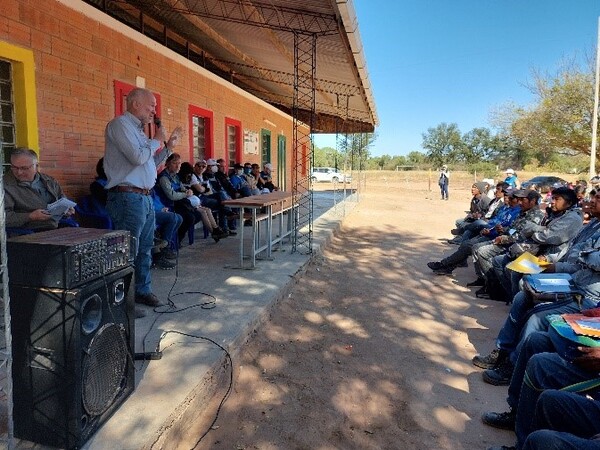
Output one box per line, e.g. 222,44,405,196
494,62,596,162
462,127,495,163
337,132,376,170
421,122,464,167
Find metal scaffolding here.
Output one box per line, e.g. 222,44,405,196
291,32,316,254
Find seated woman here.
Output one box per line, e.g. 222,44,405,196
178,162,228,241
154,153,202,247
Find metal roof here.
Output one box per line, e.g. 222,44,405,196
84,0,378,133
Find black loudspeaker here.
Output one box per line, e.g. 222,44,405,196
10,266,135,449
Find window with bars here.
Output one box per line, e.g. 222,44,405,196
225,117,241,167
0,60,16,167
193,115,207,162
227,125,236,166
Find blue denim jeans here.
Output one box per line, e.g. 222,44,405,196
496,293,596,364
459,219,488,242
522,390,600,449
107,192,155,296
155,211,183,251
516,350,600,448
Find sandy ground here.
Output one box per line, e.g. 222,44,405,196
176,175,521,450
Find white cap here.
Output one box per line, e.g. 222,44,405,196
505,168,515,174
264,163,272,170
206,159,217,166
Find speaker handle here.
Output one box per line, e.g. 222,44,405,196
134,351,162,360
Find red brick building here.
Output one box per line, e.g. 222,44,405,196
1,0,310,198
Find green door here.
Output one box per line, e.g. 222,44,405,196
277,135,286,190
260,129,271,165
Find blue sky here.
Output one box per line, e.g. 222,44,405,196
314,0,600,157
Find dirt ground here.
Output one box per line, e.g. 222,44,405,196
176,173,532,450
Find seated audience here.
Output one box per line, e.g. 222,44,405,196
428,188,521,275
251,163,269,192
259,162,279,192
178,162,228,241
451,182,492,237
491,187,583,302
204,159,237,235
449,182,508,244
472,192,600,386
468,189,544,292
155,153,202,246
229,163,253,197
243,162,261,195
483,326,600,450
4,147,76,233
215,158,240,200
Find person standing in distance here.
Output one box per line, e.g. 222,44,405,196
104,87,182,309
438,164,450,200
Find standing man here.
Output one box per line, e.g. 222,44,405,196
104,87,182,309
438,164,450,200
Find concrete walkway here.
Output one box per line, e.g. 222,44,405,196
13,188,357,450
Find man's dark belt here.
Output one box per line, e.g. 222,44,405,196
109,185,151,195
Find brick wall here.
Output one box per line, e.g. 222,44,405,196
1,0,294,199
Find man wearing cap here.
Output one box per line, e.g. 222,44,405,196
428,189,522,275
230,163,252,197
450,182,509,244
260,162,278,192
504,168,519,189
468,189,545,290
438,164,450,200
452,182,493,240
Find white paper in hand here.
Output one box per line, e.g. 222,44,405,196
46,197,76,220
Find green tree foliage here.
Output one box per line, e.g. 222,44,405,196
421,122,465,166
498,64,596,160
462,127,496,163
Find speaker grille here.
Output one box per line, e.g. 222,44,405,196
82,323,128,417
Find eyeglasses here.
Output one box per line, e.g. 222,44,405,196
10,164,35,171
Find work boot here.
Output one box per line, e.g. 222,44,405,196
427,261,444,270
433,266,454,276
481,409,516,430
135,292,165,307
483,358,514,386
472,348,507,370
466,277,485,287
151,257,176,270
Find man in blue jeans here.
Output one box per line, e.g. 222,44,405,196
104,87,182,309
522,390,600,449
482,328,600,450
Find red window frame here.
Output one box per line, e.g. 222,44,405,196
188,104,214,163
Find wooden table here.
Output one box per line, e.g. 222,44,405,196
222,191,294,269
